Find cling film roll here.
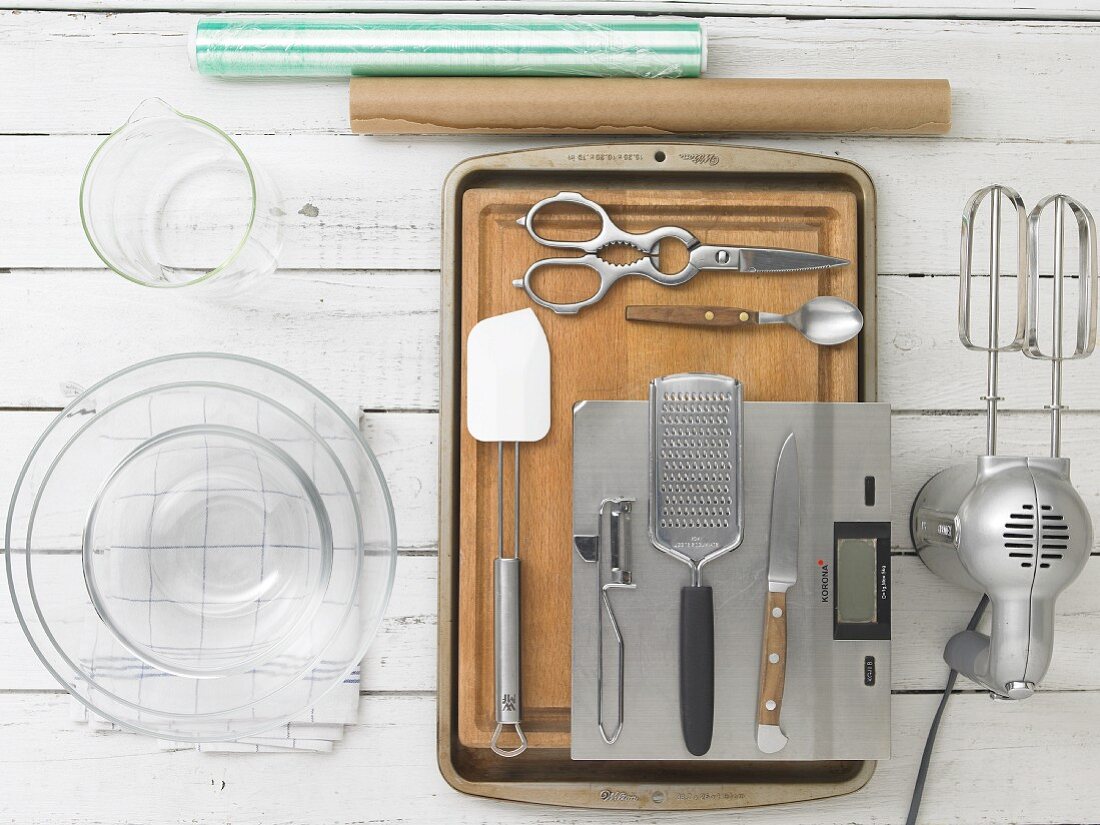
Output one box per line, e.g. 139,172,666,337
189,17,707,78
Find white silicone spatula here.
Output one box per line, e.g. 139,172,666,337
465,308,551,758
467,308,551,443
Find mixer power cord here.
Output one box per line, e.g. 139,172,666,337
906,595,990,825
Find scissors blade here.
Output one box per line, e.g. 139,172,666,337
737,248,849,273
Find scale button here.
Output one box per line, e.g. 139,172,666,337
864,656,876,686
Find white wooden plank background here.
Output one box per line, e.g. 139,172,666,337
13,1,1100,21
1,4,1099,824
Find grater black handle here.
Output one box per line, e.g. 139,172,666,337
680,585,715,756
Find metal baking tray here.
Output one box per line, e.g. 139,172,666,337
438,143,878,809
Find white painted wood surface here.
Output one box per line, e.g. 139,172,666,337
13,1,1100,22
1,5,1099,824
12,137,1100,272
1,691,1097,825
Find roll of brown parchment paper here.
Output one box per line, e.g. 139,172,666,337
349,77,951,135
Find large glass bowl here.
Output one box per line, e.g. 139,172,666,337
6,354,397,742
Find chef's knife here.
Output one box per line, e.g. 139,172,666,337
756,432,799,754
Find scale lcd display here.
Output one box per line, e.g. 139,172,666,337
832,522,890,641
837,537,877,624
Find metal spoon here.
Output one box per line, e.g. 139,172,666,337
625,296,864,346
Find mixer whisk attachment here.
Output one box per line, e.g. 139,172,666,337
1023,195,1098,457
959,186,1098,456
959,185,1027,456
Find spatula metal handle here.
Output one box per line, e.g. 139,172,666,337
491,557,527,757
680,585,715,756
626,305,759,327
494,557,521,723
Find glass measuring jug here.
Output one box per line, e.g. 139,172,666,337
80,99,283,291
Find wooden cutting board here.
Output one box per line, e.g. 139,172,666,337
457,186,859,751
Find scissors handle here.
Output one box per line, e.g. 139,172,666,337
518,191,695,254
513,254,699,315
510,255,630,315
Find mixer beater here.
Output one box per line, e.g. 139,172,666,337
1024,194,1099,457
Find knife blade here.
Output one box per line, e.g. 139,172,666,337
756,432,799,754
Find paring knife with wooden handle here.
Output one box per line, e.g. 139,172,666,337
757,432,800,754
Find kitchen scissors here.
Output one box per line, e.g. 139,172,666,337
513,191,850,315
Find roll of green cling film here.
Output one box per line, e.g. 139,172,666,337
189,17,707,78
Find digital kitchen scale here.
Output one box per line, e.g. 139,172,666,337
570,401,891,761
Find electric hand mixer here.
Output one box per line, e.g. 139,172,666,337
911,185,1097,699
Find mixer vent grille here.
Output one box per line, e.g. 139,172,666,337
1003,504,1068,569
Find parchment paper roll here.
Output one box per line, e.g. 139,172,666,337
349,77,951,135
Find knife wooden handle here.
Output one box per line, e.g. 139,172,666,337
757,590,788,727
625,305,759,327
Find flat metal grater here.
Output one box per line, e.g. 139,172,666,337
648,373,744,756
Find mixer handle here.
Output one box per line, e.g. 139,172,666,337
944,594,1056,699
